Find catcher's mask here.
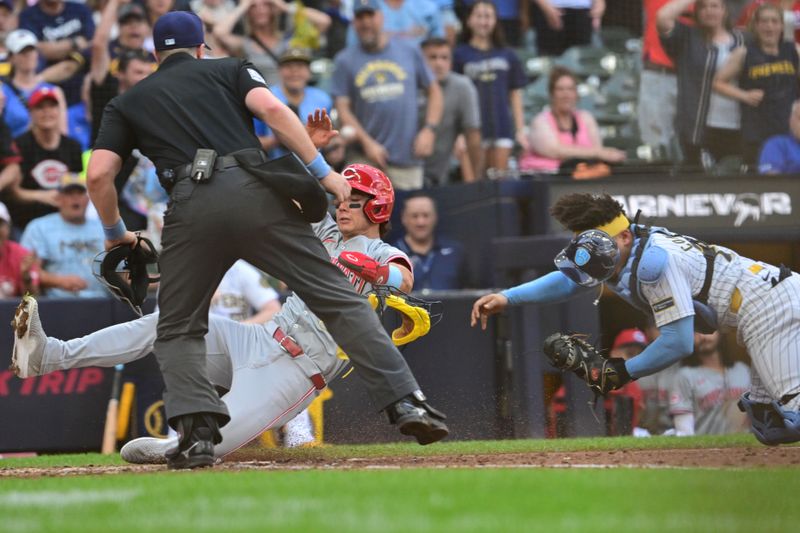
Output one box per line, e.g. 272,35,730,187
368,289,443,346
342,164,394,223
554,229,620,287
93,236,160,316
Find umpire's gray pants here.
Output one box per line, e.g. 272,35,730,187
156,167,420,428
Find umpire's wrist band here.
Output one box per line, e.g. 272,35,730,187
103,218,127,241
306,153,331,180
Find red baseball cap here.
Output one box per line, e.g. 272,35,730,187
28,87,59,109
612,328,648,350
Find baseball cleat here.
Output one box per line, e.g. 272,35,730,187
166,414,221,470
167,429,216,470
386,392,449,446
283,411,316,448
120,437,178,464
10,295,46,378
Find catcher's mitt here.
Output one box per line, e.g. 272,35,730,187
542,332,631,396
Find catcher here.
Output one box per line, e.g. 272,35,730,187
11,164,446,464
471,192,800,446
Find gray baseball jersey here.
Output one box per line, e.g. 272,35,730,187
635,363,679,435
608,225,800,410
275,213,412,343
669,362,751,435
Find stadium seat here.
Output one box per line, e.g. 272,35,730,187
555,46,618,78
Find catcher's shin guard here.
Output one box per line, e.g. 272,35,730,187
738,392,800,446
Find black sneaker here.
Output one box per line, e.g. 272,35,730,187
386,391,449,445
166,414,220,470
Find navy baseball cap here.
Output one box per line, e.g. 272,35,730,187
153,11,208,52
354,0,381,14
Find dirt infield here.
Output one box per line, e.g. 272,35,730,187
2,446,799,478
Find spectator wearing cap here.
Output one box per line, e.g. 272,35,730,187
90,0,155,146
0,201,40,298
3,29,71,138
20,172,106,298
6,86,83,232
19,0,95,107
87,1,158,234
214,0,331,87
115,3,154,54
333,0,443,190
394,193,467,290
254,47,338,160
548,328,645,438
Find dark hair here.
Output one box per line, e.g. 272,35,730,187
379,220,391,238
421,37,449,50
681,333,734,368
118,48,155,73
461,1,506,48
693,0,732,36
549,193,626,232
548,66,578,96
401,192,437,214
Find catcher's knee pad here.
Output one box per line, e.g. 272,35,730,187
738,392,800,446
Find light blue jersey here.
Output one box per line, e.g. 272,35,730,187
20,213,108,298
253,85,332,159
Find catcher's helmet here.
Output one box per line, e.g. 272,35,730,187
554,229,620,287
342,164,394,223
92,236,160,316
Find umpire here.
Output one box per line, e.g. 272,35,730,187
87,12,448,469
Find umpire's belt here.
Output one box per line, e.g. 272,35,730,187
170,149,268,182
273,327,327,391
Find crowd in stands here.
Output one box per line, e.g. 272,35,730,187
0,0,796,301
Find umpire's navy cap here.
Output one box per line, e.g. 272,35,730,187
153,11,207,52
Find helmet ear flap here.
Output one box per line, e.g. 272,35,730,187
343,164,395,224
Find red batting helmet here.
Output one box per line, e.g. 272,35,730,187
342,164,394,224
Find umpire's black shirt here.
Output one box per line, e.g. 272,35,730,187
94,53,269,172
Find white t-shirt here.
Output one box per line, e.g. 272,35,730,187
706,41,741,130
209,260,279,322
549,0,592,9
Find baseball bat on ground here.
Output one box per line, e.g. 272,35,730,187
101,364,124,454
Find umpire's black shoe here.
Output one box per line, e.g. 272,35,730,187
166,414,220,470
386,391,449,445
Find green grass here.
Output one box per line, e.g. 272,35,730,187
0,433,767,469
0,468,797,532
1,435,797,533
